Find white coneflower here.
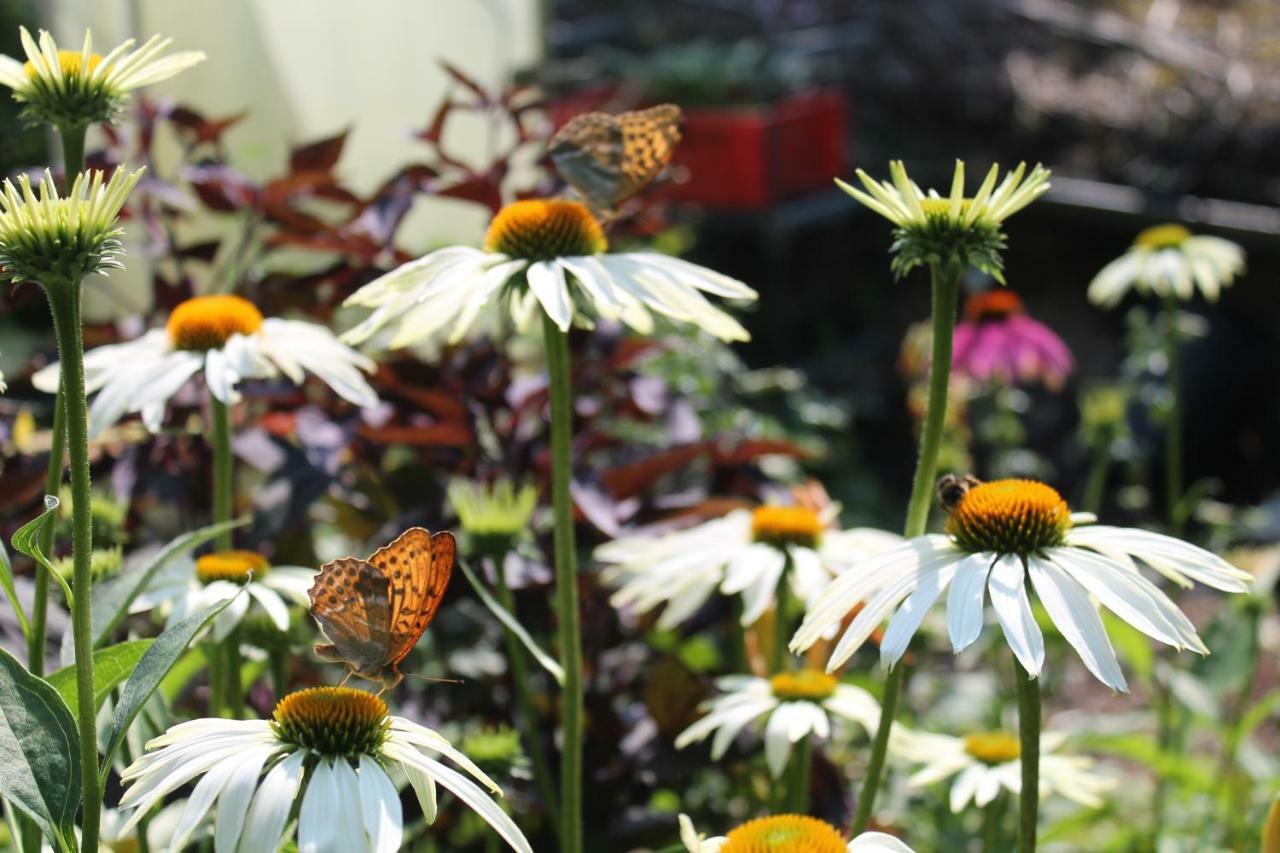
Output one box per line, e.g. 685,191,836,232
34,293,378,436
792,478,1251,690
341,198,757,348
131,549,314,642
0,27,204,127
837,160,1050,281
895,729,1114,813
118,686,533,853
599,505,901,629
679,813,915,852
674,670,883,778
0,167,143,288
1088,224,1244,308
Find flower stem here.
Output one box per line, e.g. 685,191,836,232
1081,441,1109,517
851,260,960,834
727,597,750,674
209,397,234,551
769,561,793,675
224,627,244,720
492,551,561,830
43,279,101,853
784,735,812,813
542,316,583,853
1015,660,1041,853
982,790,1008,851
1162,294,1184,536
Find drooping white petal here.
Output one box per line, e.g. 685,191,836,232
987,555,1044,675
945,553,996,653
357,755,403,853
239,752,305,853
1027,558,1127,690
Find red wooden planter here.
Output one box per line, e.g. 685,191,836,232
547,89,848,211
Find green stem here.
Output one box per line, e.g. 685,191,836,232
851,260,960,834
769,561,793,675
209,397,234,551
29,387,65,677
727,598,749,674
1216,602,1262,844
224,628,244,720
543,316,582,853
784,736,812,813
493,551,561,829
1016,660,1041,853
1162,295,1184,536
1081,441,1109,517
982,790,1008,852
206,640,225,717
57,123,87,194
44,280,100,853
269,645,288,699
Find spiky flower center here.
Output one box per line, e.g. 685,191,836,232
1134,223,1190,250
751,506,823,550
919,197,973,222
964,731,1021,765
769,670,838,702
24,50,104,80
271,687,389,757
194,550,269,584
720,815,849,853
964,289,1023,322
945,479,1070,555
483,199,607,262
167,295,264,351
449,478,538,540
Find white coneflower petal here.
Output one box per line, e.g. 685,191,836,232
1088,225,1244,307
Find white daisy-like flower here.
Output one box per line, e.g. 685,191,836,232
679,813,915,853
118,686,533,853
675,670,883,778
792,478,1252,691
0,27,204,127
97,800,186,852
131,549,314,642
895,729,1115,813
33,293,378,437
837,160,1050,280
1088,224,1245,308
598,505,902,630
0,167,144,287
340,198,757,347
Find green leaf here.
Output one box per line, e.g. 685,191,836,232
101,588,244,780
12,496,73,606
47,639,152,715
456,558,564,684
0,537,30,643
93,516,247,647
0,646,80,843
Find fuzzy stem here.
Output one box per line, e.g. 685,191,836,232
1016,661,1041,853
224,627,244,720
44,280,100,853
1162,294,1184,536
851,260,960,833
492,551,561,830
982,790,1008,852
543,316,582,853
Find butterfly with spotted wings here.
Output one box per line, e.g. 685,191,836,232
308,527,455,693
547,103,684,215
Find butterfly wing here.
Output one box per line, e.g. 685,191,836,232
616,104,683,202
364,527,456,668
308,557,393,676
549,111,625,210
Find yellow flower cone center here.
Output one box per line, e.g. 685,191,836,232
720,815,849,853
944,479,1071,555
167,295,264,351
483,199,607,262
769,670,838,702
919,197,972,220
964,289,1023,322
964,731,1022,765
751,506,823,549
194,550,269,584
1134,223,1190,250
271,686,389,757
24,50,104,80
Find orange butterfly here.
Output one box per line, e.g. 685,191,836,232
548,103,684,213
308,528,455,692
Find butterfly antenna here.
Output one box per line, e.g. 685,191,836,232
403,674,465,686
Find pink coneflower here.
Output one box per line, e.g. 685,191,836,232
951,290,1073,390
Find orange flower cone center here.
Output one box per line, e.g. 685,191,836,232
964,731,1022,765
271,686,389,757
964,289,1023,322
720,815,849,853
483,199,606,262
1134,223,1190,250
24,50,104,80
194,549,269,584
167,295,264,351
769,670,839,702
944,479,1071,555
